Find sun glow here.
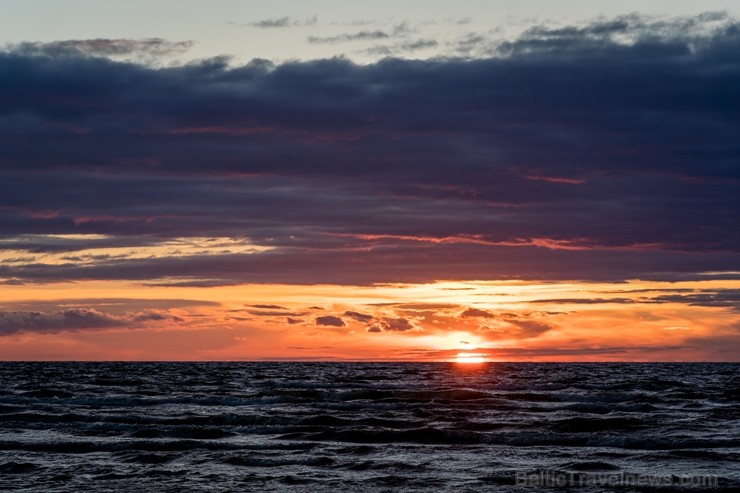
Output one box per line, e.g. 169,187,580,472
454,352,487,364
1,278,739,361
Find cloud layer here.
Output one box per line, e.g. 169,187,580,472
5,38,193,59
0,308,184,335
0,14,738,286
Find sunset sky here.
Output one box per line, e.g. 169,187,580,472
1,1,739,361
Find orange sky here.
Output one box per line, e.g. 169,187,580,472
2,279,738,361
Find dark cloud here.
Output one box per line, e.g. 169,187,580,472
343,310,375,322
400,39,438,51
247,310,307,317
383,317,414,331
5,38,193,59
315,315,345,327
0,234,161,254
650,289,740,310
595,288,699,294
248,17,291,28
366,39,438,57
506,319,553,337
364,35,438,56
367,317,415,333
498,11,731,57
453,33,490,54
2,237,739,287
0,298,218,311
245,16,318,28
393,303,460,311
132,310,185,322
141,278,247,288
0,309,122,335
309,22,412,44
249,304,288,310
527,289,740,310
1,13,739,286
308,30,390,44
460,307,495,318
528,298,637,305
0,308,183,336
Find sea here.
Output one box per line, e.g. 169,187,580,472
0,362,738,492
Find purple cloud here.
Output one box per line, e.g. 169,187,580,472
0,14,738,287
316,315,346,327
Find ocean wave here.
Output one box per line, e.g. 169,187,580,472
1,362,738,492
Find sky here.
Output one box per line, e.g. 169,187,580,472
0,1,739,361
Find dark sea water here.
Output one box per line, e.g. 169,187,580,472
0,362,738,492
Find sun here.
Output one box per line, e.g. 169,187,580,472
454,352,487,364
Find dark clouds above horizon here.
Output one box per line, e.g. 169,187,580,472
1,13,738,286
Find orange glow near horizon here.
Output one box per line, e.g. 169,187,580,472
1,278,739,361
454,353,487,364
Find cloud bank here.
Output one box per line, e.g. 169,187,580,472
0,308,183,335
6,38,193,59
0,13,738,286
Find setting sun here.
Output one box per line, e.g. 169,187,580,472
454,352,487,364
